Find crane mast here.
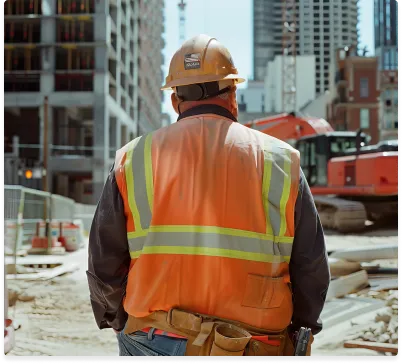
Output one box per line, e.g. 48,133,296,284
281,0,297,113
178,0,187,45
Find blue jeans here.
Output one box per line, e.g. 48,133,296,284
118,328,188,356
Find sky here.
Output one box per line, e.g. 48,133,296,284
161,0,375,122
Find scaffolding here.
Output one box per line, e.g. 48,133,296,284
55,46,94,71
57,0,95,14
5,20,40,43
57,16,93,43
5,0,41,16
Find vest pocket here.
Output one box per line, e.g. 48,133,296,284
241,274,285,309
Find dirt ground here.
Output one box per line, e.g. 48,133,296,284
6,227,398,356
7,247,118,356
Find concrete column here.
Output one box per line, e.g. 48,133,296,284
116,0,122,104
41,0,56,94
41,0,56,15
92,95,110,203
60,109,69,145
116,119,122,149
109,117,117,158
121,124,127,146
133,0,140,135
94,0,108,43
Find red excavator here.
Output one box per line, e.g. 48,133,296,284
244,113,398,232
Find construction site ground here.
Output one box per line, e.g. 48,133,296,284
6,225,398,357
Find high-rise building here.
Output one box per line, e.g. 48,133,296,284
253,0,358,96
4,0,165,203
374,0,398,70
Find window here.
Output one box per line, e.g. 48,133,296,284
360,78,369,98
360,109,370,129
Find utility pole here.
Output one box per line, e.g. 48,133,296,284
42,96,49,193
178,0,187,45
281,0,297,113
42,96,52,254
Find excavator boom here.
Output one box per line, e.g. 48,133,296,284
244,113,334,142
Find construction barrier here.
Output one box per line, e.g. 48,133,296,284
4,185,95,256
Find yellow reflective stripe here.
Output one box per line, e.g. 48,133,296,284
262,146,274,235
130,246,290,263
128,231,293,256
127,225,293,244
144,133,154,212
125,138,142,231
279,149,292,236
127,230,148,239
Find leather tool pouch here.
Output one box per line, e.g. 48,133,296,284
244,333,286,356
210,324,252,356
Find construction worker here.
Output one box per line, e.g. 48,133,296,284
87,34,330,356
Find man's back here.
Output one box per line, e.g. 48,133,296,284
121,113,300,331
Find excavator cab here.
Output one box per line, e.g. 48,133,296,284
296,132,367,186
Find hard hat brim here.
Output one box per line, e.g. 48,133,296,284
161,74,245,91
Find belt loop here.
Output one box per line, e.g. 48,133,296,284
148,327,156,341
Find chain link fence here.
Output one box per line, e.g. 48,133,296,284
4,185,95,256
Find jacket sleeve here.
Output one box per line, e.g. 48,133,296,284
86,167,131,331
289,169,331,335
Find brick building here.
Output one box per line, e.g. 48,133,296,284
327,47,380,144
379,70,398,141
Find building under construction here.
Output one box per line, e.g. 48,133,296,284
4,0,165,203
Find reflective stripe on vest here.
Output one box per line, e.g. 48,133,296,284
123,132,296,262
262,144,292,237
124,134,154,233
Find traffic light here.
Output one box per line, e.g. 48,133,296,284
25,169,33,179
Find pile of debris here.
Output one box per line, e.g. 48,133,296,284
327,243,398,355
345,291,398,343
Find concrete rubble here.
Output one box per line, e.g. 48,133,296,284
315,236,398,356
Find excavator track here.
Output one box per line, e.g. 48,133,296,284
313,196,367,233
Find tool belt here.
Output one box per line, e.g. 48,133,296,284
124,308,313,356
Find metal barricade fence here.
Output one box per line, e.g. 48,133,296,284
4,185,77,255
51,194,75,221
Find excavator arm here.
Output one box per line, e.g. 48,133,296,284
243,113,334,142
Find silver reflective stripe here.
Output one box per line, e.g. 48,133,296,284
268,146,291,236
128,231,293,257
267,146,285,236
132,135,152,230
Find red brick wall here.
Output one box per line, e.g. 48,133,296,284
348,107,379,144
349,66,379,103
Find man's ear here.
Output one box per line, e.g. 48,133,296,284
171,92,180,114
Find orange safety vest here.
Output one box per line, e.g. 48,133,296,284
114,114,300,332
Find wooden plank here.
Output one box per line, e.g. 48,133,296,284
369,278,398,292
344,340,398,354
329,258,362,277
6,263,78,281
330,244,398,263
326,270,369,301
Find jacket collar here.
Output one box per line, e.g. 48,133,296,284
177,104,238,123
